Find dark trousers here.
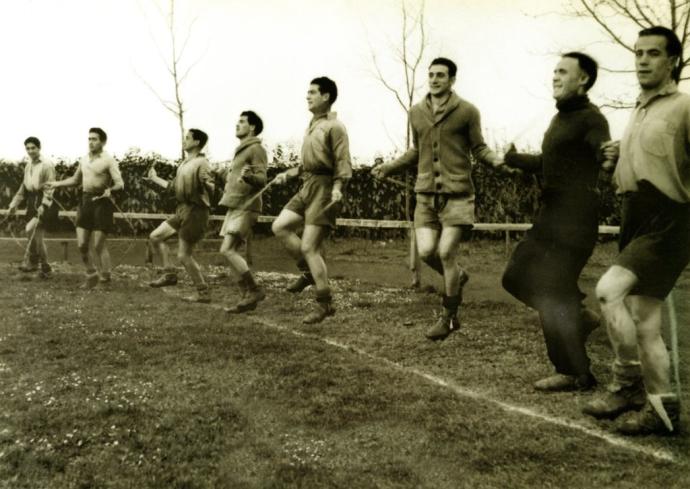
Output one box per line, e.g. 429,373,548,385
502,237,593,376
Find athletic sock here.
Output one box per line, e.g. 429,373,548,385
241,271,259,291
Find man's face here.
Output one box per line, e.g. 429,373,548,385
428,64,454,96
183,131,199,151
235,116,253,138
306,84,330,113
552,57,587,101
635,35,676,90
88,133,103,153
25,143,40,160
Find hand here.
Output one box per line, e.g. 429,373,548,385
147,166,158,180
601,140,619,171
273,172,288,185
37,206,45,218
498,164,522,176
370,165,386,180
331,187,343,203
43,181,57,190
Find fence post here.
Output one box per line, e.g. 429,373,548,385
504,230,511,256
61,241,69,262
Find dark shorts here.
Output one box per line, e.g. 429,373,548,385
26,192,58,231
414,192,473,239
284,174,340,228
617,181,690,299
166,203,209,245
76,193,114,233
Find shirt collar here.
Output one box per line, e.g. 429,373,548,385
637,80,678,108
234,136,261,156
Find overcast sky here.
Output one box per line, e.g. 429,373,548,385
0,0,677,163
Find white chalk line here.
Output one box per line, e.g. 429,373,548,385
160,287,677,463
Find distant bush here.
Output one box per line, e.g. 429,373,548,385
0,150,621,238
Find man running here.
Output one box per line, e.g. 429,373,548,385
271,76,352,324
46,128,123,288
147,129,215,303
502,52,610,392
582,26,689,435
7,137,58,278
372,57,504,340
215,111,268,313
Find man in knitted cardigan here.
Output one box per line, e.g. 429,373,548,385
372,57,505,341
502,52,610,391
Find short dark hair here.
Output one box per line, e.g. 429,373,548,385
429,57,457,78
310,77,338,104
189,128,209,149
563,52,599,91
241,110,264,136
639,26,683,82
24,137,41,149
89,127,107,143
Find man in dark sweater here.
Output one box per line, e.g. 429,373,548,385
502,52,610,391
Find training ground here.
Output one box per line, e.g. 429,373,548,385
0,235,688,488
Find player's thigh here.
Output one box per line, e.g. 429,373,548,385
301,224,328,254
272,209,303,235
150,222,177,242
415,227,440,258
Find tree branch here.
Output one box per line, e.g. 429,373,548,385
577,0,635,52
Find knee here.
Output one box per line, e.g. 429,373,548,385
176,248,189,261
438,246,456,263
595,273,625,305
271,221,285,237
417,244,435,262
300,242,317,257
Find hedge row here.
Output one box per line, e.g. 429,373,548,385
0,153,621,238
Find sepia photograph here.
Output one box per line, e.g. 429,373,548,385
0,0,688,487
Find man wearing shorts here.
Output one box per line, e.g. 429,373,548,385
582,27,689,435
372,57,504,340
502,53,610,392
7,137,58,278
272,76,352,324
147,129,215,303
216,111,267,313
46,128,123,288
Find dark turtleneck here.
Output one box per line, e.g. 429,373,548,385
505,93,611,248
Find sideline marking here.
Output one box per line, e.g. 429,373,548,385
152,280,677,464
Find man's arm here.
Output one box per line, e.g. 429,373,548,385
47,164,82,189
40,164,56,207
504,144,543,173
108,158,125,192
373,123,419,179
241,146,268,188
330,123,352,194
585,112,612,164
468,106,504,168
198,159,215,195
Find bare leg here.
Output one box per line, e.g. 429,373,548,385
177,238,205,287
629,296,670,395
92,231,111,278
595,265,641,385
76,227,95,272
149,222,177,270
438,226,465,296
221,234,249,277
301,225,330,292
271,209,304,261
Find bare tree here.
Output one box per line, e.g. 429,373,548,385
568,1,690,106
367,0,429,287
136,0,205,159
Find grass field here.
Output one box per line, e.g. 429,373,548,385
0,235,688,488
